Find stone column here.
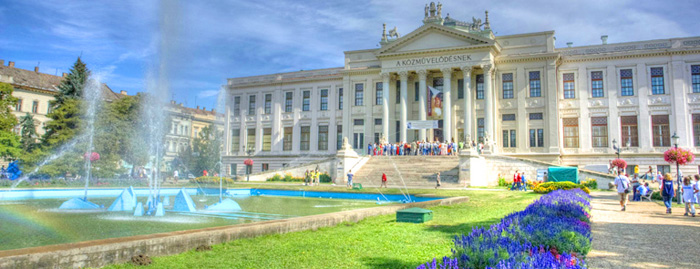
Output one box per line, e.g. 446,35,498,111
224,94,231,154
342,76,351,145
483,64,494,153
381,72,390,142
418,70,428,141
399,71,408,142
461,66,472,143
441,67,453,142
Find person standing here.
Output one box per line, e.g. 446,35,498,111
304,170,310,186
173,170,179,183
661,173,675,214
203,170,208,177
614,170,630,211
682,176,697,217
347,170,354,187
435,172,441,189
630,174,640,201
520,172,527,191
381,173,387,188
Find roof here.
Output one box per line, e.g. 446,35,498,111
0,62,125,101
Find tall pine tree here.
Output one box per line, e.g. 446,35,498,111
0,82,21,159
42,57,89,148
19,113,38,152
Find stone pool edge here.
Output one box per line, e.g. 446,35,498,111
0,196,469,268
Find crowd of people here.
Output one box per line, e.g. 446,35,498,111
366,139,485,156
613,166,700,216
304,169,322,186
510,170,528,191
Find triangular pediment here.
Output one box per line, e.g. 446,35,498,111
376,24,494,56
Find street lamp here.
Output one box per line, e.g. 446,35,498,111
671,132,681,204
245,145,254,182
612,139,621,159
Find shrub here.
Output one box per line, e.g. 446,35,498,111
190,176,234,184
498,176,508,187
533,182,590,194
418,189,591,269
266,172,331,182
580,178,598,189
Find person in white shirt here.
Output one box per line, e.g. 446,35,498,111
614,170,631,211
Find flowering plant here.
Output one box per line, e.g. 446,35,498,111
243,159,254,166
664,148,695,165
83,152,100,161
610,158,626,169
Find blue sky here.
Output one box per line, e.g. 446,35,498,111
2,0,699,109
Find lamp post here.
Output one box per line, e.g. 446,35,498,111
671,132,681,204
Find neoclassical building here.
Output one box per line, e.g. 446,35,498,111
223,2,700,177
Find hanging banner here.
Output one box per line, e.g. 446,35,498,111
407,120,439,129
427,85,443,117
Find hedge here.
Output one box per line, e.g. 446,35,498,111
533,181,590,194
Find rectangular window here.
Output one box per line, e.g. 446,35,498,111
262,128,271,151
374,133,380,144
657,165,671,175
32,101,38,113
621,116,639,147
375,82,383,105
354,119,364,126
374,118,382,125
591,117,608,148
537,129,544,147
320,89,328,111
458,79,464,99
477,118,485,143
354,84,364,106
694,114,700,147
264,94,272,114
302,90,310,111
563,117,579,148
591,71,604,98
651,67,665,95
529,129,545,148
246,128,256,151
337,125,343,150
353,133,364,149
233,96,240,116
248,95,256,115
318,125,329,151
16,99,22,111
396,80,401,104
652,115,670,147
502,114,516,121
300,126,310,151
338,88,343,110
502,73,514,99
285,92,293,112
529,71,541,97
693,65,700,93
476,75,484,100
563,73,575,99
620,69,634,96
415,82,420,101
529,113,543,120
283,127,293,151
230,164,237,175
502,130,516,148
231,129,240,153
529,129,536,148
262,163,269,172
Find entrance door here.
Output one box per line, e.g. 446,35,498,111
433,120,443,142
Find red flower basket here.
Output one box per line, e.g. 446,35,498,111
664,148,695,165
611,158,627,169
243,159,254,166
83,152,100,161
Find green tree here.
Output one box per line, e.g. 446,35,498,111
0,130,21,159
53,57,89,106
41,98,82,147
0,82,18,132
187,124,222,176
19,113,38,152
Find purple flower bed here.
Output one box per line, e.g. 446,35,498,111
418,189,591,269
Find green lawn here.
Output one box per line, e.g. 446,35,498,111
104,190,539,269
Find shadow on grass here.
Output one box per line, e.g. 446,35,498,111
361,256,420,269
424,218,501,236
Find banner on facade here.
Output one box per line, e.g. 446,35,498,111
407,120,438,129
427,85,443,117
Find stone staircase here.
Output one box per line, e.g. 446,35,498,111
352,156,461,187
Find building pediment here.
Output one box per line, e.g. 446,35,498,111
376,24,495,57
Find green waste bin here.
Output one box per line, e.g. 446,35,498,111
396,207,433,223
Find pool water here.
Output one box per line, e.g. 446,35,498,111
0,195,379,251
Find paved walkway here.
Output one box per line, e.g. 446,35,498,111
587,191,700,268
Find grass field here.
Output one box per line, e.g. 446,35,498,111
104,189,539,269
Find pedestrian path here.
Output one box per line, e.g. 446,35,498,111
587,191,700,268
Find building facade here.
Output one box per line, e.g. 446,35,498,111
163,101,223,165
223,2,700,176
